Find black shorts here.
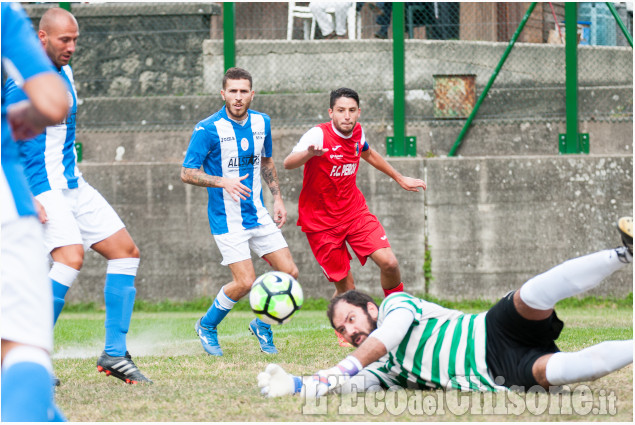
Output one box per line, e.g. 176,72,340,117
485,290,564,389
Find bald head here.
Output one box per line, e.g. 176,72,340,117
39,7,77,32
38,7,79,68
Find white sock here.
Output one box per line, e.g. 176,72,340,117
519,249,627,310
49,262,80,288
545,340,633,385
106,258,140,276
2,346,52,373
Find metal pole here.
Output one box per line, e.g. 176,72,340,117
392,2,406,156
606,2,633,48
564,2,579,154
448,2,537,157
223,3,236,71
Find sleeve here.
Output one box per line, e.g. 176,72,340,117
291,126,324,153
360,126,369,152
369,308,415,353
182,124,212,169
262,114,272,158
3,78,28,107
1,3,56,85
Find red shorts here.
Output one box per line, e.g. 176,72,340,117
304,212,391,282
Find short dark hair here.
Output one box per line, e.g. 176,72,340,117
326,290,378,329
329,87,360,109
223,67,252,89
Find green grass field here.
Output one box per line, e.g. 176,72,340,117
53,299,633,422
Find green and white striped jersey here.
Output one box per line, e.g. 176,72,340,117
365,292,503,392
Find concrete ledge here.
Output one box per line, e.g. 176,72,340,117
24,2,220,18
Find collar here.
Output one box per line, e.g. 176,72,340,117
331,121,354,139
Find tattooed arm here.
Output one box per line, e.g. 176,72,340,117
260,157,287,228
180,167,251,202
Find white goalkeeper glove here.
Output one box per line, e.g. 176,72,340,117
302,355,363,399
257,364,302,398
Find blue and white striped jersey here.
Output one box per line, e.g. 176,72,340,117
183,107,274,235
5,64,82,197
1,2,57,224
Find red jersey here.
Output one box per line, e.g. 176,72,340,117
296,122,370,232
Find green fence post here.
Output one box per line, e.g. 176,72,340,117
606,2,633,48
563,2,579,154
448,2,537,157
391,2,406,157
223,3,236,71
59,2,71,11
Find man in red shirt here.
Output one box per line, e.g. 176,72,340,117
284,88,426,344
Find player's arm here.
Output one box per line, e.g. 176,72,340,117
361,148,427,192
180,167,251,202
258,309,414,398
261,157,287,228
7,74,69,140
283,127,328,169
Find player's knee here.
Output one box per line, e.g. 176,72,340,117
126,243,140,259
381,257,400,275
283,265,299,280
66,253,84,270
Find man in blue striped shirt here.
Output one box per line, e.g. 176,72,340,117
1,2,69,420
4,7,151,385
182,67,298,357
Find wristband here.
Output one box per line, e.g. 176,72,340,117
293,376,303,394
335,355,362,377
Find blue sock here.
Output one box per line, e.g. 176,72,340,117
52,280,70,325
201,287,236,328
1,362,63,422
256,318,271,329
104,274,136,357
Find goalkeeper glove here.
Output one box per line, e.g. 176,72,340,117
257,364,303,398
302,355,363,399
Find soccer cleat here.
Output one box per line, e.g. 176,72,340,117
335,330,352,347
617,217,633,255
96,351,152,384
52,375,60,387
195,318,223,356
249,318,278,354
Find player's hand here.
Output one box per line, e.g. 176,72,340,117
257,364,301,398
7,100,47,141
307,145,329,157
398,176,427,192
34,199,48,224
301,371,331,399
273,198,287,228
223,174,252,202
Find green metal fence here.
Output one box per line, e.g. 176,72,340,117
21,2,632,147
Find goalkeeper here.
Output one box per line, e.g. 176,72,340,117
259,218,634,397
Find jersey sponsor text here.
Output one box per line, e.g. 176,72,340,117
330,163,357,177
228,155,260,168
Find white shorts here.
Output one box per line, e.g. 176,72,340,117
213,222,288,266
36,183,125,252
1,216,53,352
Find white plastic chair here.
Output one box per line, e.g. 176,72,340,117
287,2,360,40
287,2,314,40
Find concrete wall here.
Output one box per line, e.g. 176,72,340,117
24,3,220,97
67,153,632,303
22,3,633,302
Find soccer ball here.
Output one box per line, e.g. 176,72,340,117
250,271,303,325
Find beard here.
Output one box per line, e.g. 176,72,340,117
350,312,378,347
